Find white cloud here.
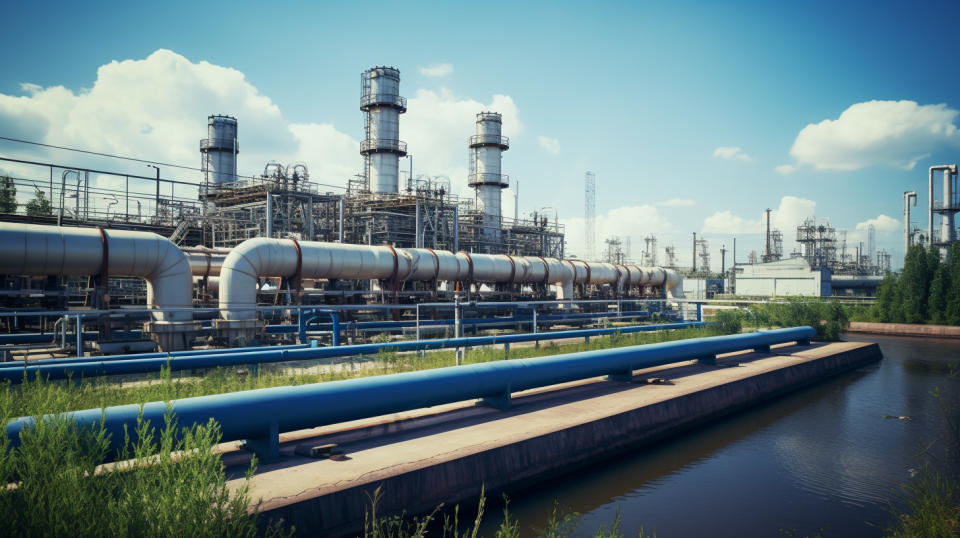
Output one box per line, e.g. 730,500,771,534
404,88,521,196
560,204,671,259
788,100,960,171
537,136,560,155
713,146,752,162
775,164,796,175
770,195,817,233
417,63,454,77
0,49,357,187
703,210,762,234
657,198,695,207
855,214,900,233
0,50,522,206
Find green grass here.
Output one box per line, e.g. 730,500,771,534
0,396,287,537
3,325,730,418
0,325,726,536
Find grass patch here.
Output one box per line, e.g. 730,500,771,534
0,398,286,536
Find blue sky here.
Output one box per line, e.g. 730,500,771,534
2,0,959,269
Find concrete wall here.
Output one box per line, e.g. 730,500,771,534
256,341,881,535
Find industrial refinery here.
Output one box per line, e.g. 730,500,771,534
4,2,960,536
0,66,683,355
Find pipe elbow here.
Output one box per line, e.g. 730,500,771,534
144,236,194,322
219,238,276,320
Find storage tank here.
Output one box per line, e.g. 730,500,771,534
200,115,238,185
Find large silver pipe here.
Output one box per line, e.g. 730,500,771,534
217,239,684,323
181,246,230,278
0,223,193,323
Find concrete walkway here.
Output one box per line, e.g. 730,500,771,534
224,340,880,536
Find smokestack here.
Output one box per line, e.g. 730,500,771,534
360,67,407,194
200,115,238,185
468,112,509,249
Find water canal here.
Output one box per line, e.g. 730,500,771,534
486,335,960,537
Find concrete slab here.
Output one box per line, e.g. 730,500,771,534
848,321,960,338
226,340,881,536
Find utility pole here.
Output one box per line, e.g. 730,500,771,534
692,232,697,273
147,164,160,220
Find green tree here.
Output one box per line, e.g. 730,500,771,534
0,175,16,213
928,264,950,324
872,272,902,322
945,243,960,324
899,245,931,323
24,189,53,217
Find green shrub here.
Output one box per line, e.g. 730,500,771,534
748,300,848,341
0,403,285,537
712,309,746,335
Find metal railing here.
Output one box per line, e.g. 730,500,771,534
360,93,407,110
467,173,509,186
199,138,238,152
469,134,510,148
360,138,408,154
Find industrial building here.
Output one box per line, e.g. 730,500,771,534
0,65,683,355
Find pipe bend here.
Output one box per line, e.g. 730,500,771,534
219,237,298,320
0,223,192,322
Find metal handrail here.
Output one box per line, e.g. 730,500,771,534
199,138,238,151
469,134,509,148
932,200,960,211
360,139,408,154
468,173,509,186
360,93,407,110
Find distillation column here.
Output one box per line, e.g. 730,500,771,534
903,190,916,261
200,115,238,185
468,112,510,249
360,67,407,194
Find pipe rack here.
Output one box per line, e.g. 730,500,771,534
0,322,706,382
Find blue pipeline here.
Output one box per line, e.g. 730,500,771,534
0,343,312,370
0,330,144,346
3,327,816,461
0,322,708,383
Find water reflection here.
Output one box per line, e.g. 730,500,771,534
483,335,960,537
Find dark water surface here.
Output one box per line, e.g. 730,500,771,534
484,335,960,537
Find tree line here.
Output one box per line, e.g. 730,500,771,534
871,243,960,325
0,175,54,216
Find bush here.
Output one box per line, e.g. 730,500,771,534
0,404,286,537
748,300,848,341
713,309,746,335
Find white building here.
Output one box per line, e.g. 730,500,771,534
733,257,831,297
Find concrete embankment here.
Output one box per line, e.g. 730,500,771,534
847,321,960,338
224,340,881,536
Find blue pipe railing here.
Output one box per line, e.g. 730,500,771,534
0,322,708,383
297,309,339,345
0,310,657,345
4,327,816,461
0,342,314,370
